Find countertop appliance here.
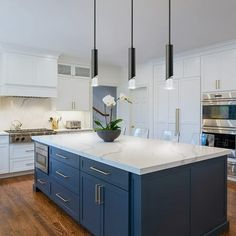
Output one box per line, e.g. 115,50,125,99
65,120,81,129
4,128,56,143
202,91,236,180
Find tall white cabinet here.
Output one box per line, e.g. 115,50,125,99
154,57,201,144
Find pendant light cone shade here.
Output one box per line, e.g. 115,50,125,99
91,0,98,87
128,47,136,89
165,0,175,90
128,0,136,90
91,49,98,87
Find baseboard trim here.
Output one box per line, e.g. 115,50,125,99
0,170,34,179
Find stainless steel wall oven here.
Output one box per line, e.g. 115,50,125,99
202,91,236,179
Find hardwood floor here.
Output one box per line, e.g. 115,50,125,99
0,175,236,236
0,175,91,236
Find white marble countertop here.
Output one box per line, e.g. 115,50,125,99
0,131,9,136
32,132,230,175
55,128,93,133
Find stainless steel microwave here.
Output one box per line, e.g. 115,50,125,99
35,142,49,174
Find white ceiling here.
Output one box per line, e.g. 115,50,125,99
0,0,236,66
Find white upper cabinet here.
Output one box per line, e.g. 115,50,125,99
57,77,90,111
154,57,200,82
0,51,58,97
5,53,35,86
183,57,200,77
36,57,57,87
201,49,236,92
57,63,91,111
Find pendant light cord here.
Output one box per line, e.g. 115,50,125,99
169,0,171,44
94,0,96,49
131,0,133,48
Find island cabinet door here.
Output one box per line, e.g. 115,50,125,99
80,172,102,236
103,181,129,236
80,172,129,236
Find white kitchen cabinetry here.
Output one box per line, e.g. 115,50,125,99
9,143,34,173
57,77,90,111
201,49,236,92
0,51,58,97
154,57,201,144
154,57,200,82
0,136,9,174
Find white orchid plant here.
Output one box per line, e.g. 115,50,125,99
94,93,132,131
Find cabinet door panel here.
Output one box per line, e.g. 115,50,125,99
56,77,74,111
80,172,102,236
5,53,35,86
104,182,129,236
179,124,200,144
183,57,200,77
36,58,57,87
220,50,236,91
73,79,90,111
155,82,169,123
0,145,9,174
201,53,220,92
153,64,165,82
179,78,200,124
168,80,179,123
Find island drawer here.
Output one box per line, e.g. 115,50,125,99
50,158,79,194
35,169,50,196
51,181,79,222
50,147,80,169
80,157,129,191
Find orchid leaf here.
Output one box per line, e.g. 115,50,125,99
94,120,105,129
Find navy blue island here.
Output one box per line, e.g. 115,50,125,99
33,132,230,236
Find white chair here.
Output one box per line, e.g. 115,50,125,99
133,128,149,139
161,130,179,142
190,133,208,145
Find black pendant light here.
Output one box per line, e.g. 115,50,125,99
91,0,98,87
128,0,136,90
165,0,174,90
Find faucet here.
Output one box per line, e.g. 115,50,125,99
11,120,23,130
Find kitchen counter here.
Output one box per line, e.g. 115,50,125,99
32,131,230,175
0,131,9,136
54,128,93,134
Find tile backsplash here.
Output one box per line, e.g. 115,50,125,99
0,97,91,130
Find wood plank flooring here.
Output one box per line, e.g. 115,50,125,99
0,174,236,236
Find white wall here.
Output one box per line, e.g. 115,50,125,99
0,97,91,130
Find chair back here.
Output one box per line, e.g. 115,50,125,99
133,128,149,139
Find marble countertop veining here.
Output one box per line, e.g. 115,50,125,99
32,132,230,175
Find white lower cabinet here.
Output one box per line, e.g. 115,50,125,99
0,140,9,174
9,143,34,173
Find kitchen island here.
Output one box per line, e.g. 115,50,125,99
32,132,230,236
